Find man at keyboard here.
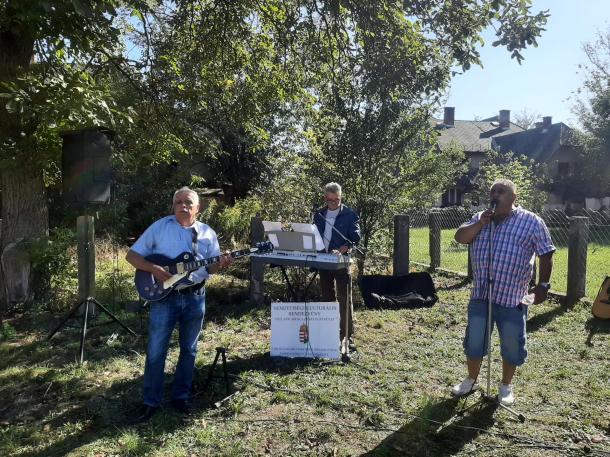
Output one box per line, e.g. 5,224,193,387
313,182,361,348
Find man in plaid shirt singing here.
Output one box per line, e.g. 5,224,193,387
451,179,555,405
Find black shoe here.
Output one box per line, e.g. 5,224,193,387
132,405,159,424
171,399,191,415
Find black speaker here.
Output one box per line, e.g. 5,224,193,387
61,127,114,208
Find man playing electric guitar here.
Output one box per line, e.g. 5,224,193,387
126,186,233,422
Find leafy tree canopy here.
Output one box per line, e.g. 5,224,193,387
572,26,610,198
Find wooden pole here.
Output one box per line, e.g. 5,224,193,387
429,211,441,269
393,214,410,276
566,216,589,305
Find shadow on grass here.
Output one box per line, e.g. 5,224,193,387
0,311,145,373
585,316,610,346
191,351,324,406
363,396,497,457
435,276,471,292
18,353,311,456
526,303,572,333
15,372,170,457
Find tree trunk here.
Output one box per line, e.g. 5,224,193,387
0,164,49,310
0,4,45,313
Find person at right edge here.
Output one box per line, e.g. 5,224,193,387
451,179,555,405
314,182,361,350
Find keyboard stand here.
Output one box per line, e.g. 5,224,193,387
273,264,319,301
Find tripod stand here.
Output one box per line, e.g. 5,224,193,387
47,215,136,364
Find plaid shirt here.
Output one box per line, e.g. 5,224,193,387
468,206,555,308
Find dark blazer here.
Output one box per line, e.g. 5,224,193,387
314,204,361,252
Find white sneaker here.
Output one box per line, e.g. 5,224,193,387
498,383,515,405
451,377,479,396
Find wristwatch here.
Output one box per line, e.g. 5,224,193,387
538,282,551,291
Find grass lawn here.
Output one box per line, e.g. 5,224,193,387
409,227,610,299
0,267,608,456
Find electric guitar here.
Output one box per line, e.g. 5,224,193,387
592,276,610,319
135,241,273,301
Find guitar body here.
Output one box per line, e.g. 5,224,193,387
592,276,610,319
133,241,273,302
135,252,197,301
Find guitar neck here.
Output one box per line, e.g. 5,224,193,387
186,249,250,272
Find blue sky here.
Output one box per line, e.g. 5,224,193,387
443,0,610,127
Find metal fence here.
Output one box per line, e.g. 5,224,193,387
404,207,610,300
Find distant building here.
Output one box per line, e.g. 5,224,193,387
434,107,579,208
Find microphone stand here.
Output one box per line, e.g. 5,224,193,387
314,208,362,362
481,202,526,422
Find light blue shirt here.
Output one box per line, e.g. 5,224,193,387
131,215,220,284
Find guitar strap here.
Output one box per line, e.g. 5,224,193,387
189,226,205,292
191,226,199,256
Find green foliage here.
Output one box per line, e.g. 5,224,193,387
305,102,467,264
255,153,320,223
0,323,16,341
571,27,610,198
469,149,548,212
0,1,144,166
1,0,551,307
201,197,263,248
29,228,77,311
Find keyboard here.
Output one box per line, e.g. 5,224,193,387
250,250,352,270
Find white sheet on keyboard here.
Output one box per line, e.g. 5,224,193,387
291,223,324,251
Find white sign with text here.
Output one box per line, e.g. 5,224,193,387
271,302,340,359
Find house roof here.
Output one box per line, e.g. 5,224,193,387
433,118,524,153
492,122,576,162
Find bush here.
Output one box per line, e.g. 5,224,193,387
29,228,78,312
200,197,263,248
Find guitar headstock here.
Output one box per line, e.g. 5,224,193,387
255,241,274,253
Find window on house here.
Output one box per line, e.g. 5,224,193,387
442,188,462,206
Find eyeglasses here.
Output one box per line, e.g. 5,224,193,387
175,199,195,207
324,197,341,203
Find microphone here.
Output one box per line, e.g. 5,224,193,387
490,199,499,213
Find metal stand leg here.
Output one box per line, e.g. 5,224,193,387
89,297,137,336
279,266,298,301
341,270,353,363
79,298,90,364
47,296,137,364
201,347,230,396
47,300,86,340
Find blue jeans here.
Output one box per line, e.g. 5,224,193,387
463,299,528,366
143,291,205,407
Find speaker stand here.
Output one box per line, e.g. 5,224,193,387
46,214,136,363
47,296,137,364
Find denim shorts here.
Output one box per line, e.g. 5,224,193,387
463,299,528,366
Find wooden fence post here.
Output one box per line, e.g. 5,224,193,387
250,216,265,305
429,211,441,269
566,216,589,305
393,214,410,276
